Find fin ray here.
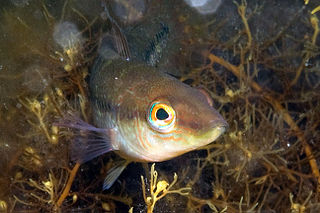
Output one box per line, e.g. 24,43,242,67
55,115,115,163
103,160,131,190
102,2,131,60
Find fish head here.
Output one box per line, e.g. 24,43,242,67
124,79,228,162
167,90,228,148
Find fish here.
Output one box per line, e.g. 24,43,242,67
89,58,228,162
65,11,228,190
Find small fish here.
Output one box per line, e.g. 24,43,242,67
66,13,228,190
90,58,228,162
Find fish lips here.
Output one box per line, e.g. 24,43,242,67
208,115,229,132
192,111,228,147
207,117,228,139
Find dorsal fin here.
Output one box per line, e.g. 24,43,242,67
101,1,131,61
110,22,131,61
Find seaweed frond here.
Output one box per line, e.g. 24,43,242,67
140,163,191,213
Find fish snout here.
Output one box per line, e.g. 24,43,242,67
208,116,229,130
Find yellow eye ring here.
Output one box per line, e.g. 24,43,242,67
148,102,176,133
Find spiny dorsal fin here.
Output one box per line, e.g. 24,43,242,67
101,1,131,61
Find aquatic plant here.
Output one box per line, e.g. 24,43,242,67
140,163,191,213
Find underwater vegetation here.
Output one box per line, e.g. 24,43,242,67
0,0,320,212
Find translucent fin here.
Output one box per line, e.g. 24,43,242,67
55,115,115,163
98,29,130,62
98,33,122,61
101,1,131,60
103,160,131,190
145,22,169,66
111,25,131,61
71,136,113,163
55,115,106,133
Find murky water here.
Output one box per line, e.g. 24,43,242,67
0,0,320,212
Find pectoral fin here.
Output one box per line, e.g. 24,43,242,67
55,115,116,163
103,160,131,190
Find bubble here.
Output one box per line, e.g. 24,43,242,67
53,22,83,50
111,0,146,24
184,0,222,15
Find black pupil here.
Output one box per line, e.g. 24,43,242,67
156,108,169,120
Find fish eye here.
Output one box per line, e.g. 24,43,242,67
148,102,176,133
156,108,169,120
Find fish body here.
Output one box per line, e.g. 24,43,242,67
90,57,227,162
67,9,228,189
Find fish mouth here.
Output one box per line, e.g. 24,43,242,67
209,124,227,141
196,118,228,146
209,116,229,130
